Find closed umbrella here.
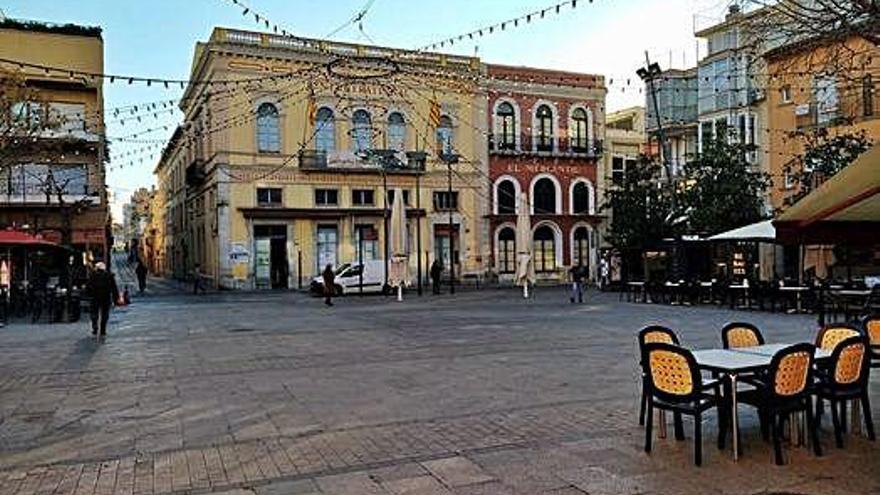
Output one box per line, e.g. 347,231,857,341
388,188,409,301
514,193,535,298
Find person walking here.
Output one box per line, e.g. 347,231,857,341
599,255,610,291
86,262,118,336
135,260,148,295
430,259,443,295
322,263,336,306
192,263,204,295
569,262,586,304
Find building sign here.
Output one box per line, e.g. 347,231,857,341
732,251,746,277
228,243,250,264
504,163,582,175
73,229,105,244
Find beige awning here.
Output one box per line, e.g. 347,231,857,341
774,143,880,244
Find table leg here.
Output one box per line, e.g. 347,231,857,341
659,410,667,439
852,399,861,435
731,373,739,461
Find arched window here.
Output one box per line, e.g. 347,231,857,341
352,109,372,152
498,227,516,273
256,102,280,153
571,108,589,152
496,102,516,150
536,104,553,151
388,112,406,152
533,178,557,214
436,115,453,155
572,181,592,214
497,180,516,214
315,107,335,152
533,225,556,272
572,226,590,268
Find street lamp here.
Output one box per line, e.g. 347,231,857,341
368,149,398,293
439,152,459,294
407,151,428,296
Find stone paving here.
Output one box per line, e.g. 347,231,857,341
0,287,878,494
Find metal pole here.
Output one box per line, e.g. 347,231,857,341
446,159,455,295
416,173,423,296
297,249,302,289
383,169,389,292
358,230,364,296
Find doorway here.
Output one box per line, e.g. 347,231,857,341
254,225,288,289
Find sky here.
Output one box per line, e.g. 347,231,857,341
3,0,730,219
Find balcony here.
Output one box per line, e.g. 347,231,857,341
299,149,427,173
185,159,206,187
488,134,603,158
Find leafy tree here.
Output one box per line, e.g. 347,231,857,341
784,128,872,206
681,138,770,236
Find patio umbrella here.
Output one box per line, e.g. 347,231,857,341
388,188,409,301
514,193,535,298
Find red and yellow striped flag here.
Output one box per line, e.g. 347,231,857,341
307,96,317,126
429,98,441,128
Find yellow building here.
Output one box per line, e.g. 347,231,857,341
765,35,880,212
158,28,488,289
0,18,109,260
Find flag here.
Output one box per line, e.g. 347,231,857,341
307,96,317,126
429,98,441,128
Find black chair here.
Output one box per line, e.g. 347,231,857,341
637,325,680,427
736,343,821,465
862,315,880,369
721,322,765,350
642,342,724,466
814,335,875,448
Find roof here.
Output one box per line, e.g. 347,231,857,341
774,143,880,243
0,18,102,39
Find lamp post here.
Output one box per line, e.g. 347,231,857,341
369,149,398,294
440,152,460,294
407,151,428,296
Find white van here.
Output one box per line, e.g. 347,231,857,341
311,260,389,295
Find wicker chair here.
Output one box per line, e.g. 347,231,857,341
642,342,724,466
721,322,765,349
862,315,880,369
814,335,875,448
815,324,862,352
737,343,821,465
638,325,679,426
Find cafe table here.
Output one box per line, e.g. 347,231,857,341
691,345,831,461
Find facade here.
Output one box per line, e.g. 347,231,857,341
486,65,606,282
0,19,109,261
764,35,880,211
644,68,698,176
158,28,488,290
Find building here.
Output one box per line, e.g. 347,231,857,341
764,34,880,211
0,18,109,261
157,28,488,290
644,67,698,176
486,65,606,282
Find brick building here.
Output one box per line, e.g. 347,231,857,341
485,65,606,282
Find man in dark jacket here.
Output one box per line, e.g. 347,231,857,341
322,263,335,306
430,259,443,295
135,260,148,294
86,262,118,336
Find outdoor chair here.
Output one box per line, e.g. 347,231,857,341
637,325,680,426
814,335,875,448
735,343,821,465
815,324,862,352
642,342,724,466
862,315,880,369
721,322,765,349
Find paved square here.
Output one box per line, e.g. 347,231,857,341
0,288,878,494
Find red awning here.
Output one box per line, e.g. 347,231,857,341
0,230,62,248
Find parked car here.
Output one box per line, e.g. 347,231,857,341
310,260,390,296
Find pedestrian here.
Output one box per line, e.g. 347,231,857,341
430,259,443,295
599,255,610,291
569,262,586,304
192,263,204,295
135,260,148,295
85,261,118,337
322,263,335,306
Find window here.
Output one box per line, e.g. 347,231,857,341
352,189,374,206
315,107,335,152
388,112,406,151
50,102,87,136
714,117,728,140
813,74,839,125
496,102,516,150
433,191,459,211
781,85,792,103
572,181,592,214
497,227,515,273
436,115,453,156
700,121,713,150
316,226,338,272
352,109,372,152
535,104,553,151
611,157,625,185
387,189,410,206
571,108,589,151
572,227,590,268
533,178,557,214
256,102,280,153
863,75,874,117
533,225,556,272
738,114,746,143
354,224,379,260
257,187,282,207
496,180,516,214
315,189,338,206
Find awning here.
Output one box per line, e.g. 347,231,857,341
774,144,880,244
0,230,63,248
707,219,775,242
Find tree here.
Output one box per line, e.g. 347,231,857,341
745,0,879,46
784,127,872,206
681,138,771,236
